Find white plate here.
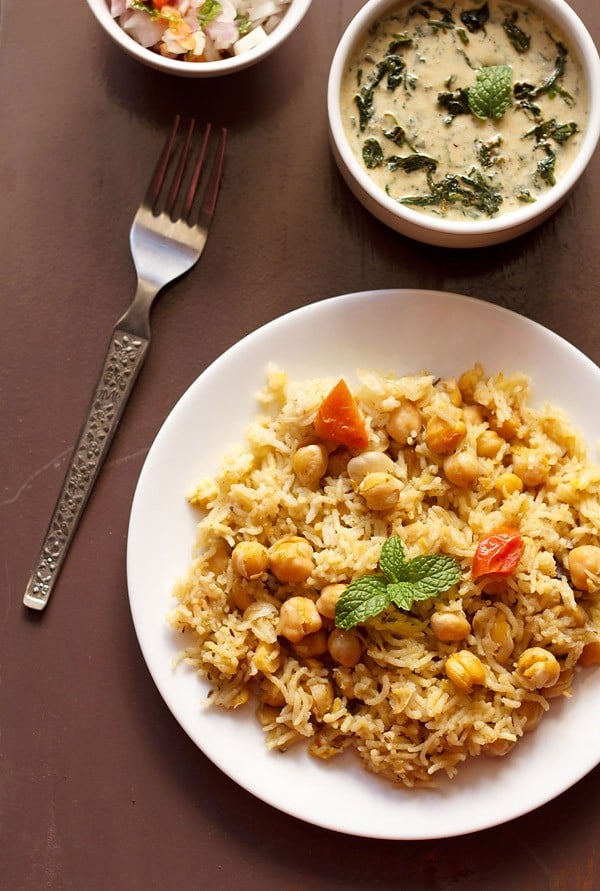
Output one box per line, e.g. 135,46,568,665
127,289,600,839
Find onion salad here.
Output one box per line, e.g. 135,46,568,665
109,0,292,61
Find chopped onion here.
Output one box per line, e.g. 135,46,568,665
244,601,278,643
263,14,282,34
244,601,278,622
233,25,267,55
205,20,239,50
192,29,206,56
121,10,165,48
248,2,280,22
218,0,238,23
109,0,294,62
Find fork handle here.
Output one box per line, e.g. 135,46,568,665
23,327,150,610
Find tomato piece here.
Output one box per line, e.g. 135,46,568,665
314,379,368,450
472,526,523,580
152,0,170,9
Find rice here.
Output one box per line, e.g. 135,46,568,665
169,363,600,787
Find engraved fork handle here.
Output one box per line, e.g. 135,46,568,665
23,327,150,610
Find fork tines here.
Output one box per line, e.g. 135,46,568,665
145,116,227,227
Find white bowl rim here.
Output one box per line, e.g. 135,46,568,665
86,0,312,75
327,0,600,237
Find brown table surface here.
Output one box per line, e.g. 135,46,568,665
2,1,600,888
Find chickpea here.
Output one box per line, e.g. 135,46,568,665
430,611,471,642
294,629,329,659
515,647,560,690
443,450,479,488
488,610,513,662
229,579,255,611
425,415,466,455
494,472,524,497
579,641,600,666
229,688,251,708
277,596,322,643
347,450,396,483
231,540,269,580
462,404,484,426
292,443,329,487
438,377,462,407
316,583,347,620
269,536,315,583
545,668,573,699
358,471,403,511
568,545,600,593
491,414,519,441
458,364,484,402
260,677,285,707
252,640,281,674
310,680,335,719
386,401,423,445
519,699,546,733
333,667,354,698
481,738,515,757
490,611,511,647
445,650,486,692
326,449,351,478
512,448,549,487
328,628,363,667
476,429,505,458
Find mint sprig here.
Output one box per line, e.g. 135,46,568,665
334,536,462,629
468,65,513,120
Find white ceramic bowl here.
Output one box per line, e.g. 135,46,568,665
327,0,600,248
86,0,312,77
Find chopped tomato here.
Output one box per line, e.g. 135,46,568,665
314,379,368,450
152,0,171,9
472,526,523,580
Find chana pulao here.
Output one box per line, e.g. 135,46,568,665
169,364,600,787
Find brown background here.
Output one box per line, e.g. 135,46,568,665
2,1,599,888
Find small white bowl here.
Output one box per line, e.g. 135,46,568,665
328,0,600,247
86,0,312,77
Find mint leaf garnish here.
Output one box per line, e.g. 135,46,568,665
379,535,406,583
334,576,391,629
401,554,462,599
334,536,462,629
468,65,512,120
387,581,415,611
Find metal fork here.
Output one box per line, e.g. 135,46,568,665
23,117,227,611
